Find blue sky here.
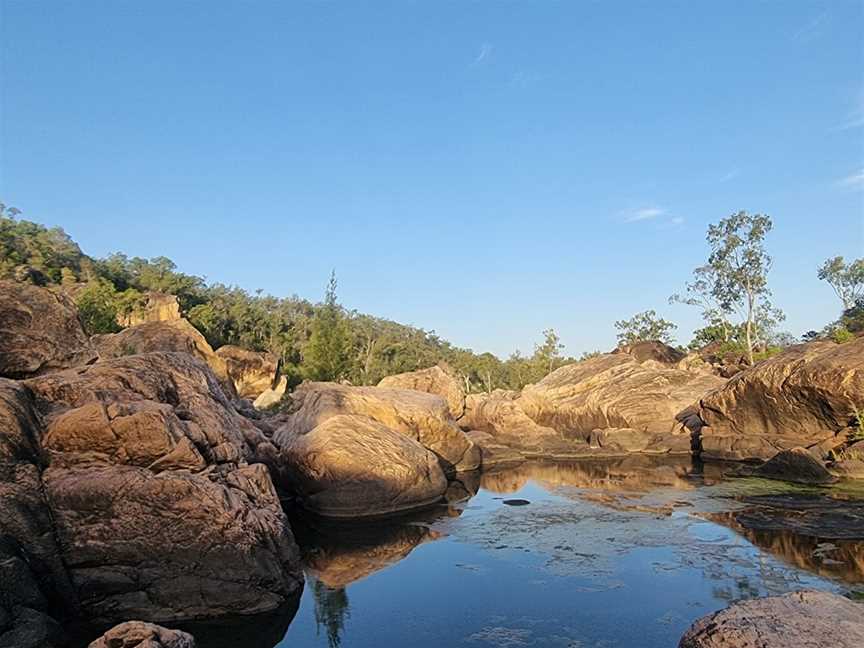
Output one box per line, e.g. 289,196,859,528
1,1,862,357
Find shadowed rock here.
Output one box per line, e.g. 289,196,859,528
678,590,864,647
730,448,837,485
0,280,97,379
695,339,864,461
378,364,466,419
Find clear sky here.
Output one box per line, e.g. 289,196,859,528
1,1,862,358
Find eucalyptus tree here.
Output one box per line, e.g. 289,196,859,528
818,256,864,311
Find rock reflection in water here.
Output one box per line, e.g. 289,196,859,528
479,454,716,494
312,580,350,648
707,496,864,583
291,511,445,589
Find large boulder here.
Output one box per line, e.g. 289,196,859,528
7,353,303,627
695,339,864,461
460,350,724,459
732,447,837,485
117,291,182,327
273,382,479,473
88,621,195,648
92,319,237,398
282,414,447,518
678,590,864,647
215,345,281,400
378,364,466,419
0,281,96,379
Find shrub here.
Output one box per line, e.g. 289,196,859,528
832,327,855,344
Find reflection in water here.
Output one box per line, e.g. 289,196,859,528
292,510,445,588
174,598,301,648
312,580,350,648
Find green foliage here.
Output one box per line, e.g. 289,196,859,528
75,279,123,335
303,272,353,382
614,310,677,345
1,205,88,284
818,256,864,310
832,327,855,344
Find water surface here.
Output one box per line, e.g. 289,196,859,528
202,457,864,648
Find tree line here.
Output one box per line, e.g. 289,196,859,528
2,203,859,393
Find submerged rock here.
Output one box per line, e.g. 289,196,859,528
378,364,466,419
88,621,195,648
0,280,97,379
678,590,864,647
695,339,864,461
732,448,837,485
282,414,448,518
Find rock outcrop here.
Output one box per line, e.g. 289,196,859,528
88,621,195,648
117,291,182,327
460,347,724,460
274,382,479,473
92,319,237,398
215,345,281,400
731,447,837,485
694,339,864,461
678,590,864,648
282,414,448,517
378,364,466,419
1,353,303,634
0,280,97,379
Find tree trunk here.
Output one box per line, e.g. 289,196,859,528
745,292,755,365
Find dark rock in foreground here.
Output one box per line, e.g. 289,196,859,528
732,447,837,485
678,590,864,647
88,621,195,648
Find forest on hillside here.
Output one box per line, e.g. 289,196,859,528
1,202,860,393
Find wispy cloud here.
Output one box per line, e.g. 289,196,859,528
471,43,492,67
670,216,685,226
792,11,829,42
623,207,665,223
718,169,740,183
837,169,864,189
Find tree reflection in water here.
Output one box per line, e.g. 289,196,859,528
312,579,350,648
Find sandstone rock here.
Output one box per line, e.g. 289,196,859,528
464,430,526,468
215,345,281,400
92,319,237,399
831,458,864,479
117,291,182,327
378,364,466,419
459,351,723,459
253,376,288,410
0,280,96,379
274,382,479,473
15,353,302,624
678,590,864,648
0,379,76,648
88,621,195,648
696,339,864,461
613,340,686,365
282,414,448,517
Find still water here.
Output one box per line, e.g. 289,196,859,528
195,457,864,648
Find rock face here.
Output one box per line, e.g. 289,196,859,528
274,382,479,473
1,353,303,634
117,291,182,327
92,319,237,398
695,339,864,461
282,414,448,518
678,590,864,648
0,280,97,379
215,345,281,400
378,364,466,419
88,621,195,648
460,348,724,459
